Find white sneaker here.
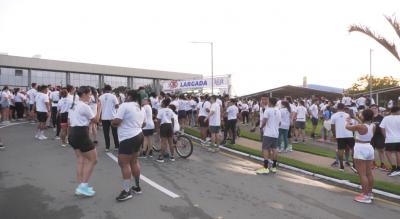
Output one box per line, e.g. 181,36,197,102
388,170,400,177
35,133,40,139
55,136,61,140
61,143,67,147
53,128,57,132
39,135,48,140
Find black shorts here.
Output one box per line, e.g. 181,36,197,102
29,104,34,112
68,126,94,153
60,112,68,124
371,136,385,149
198,116,208,128
37,112,48,123
311,117,319,126
143,129,154,136
186,110,192,116
337,138,355,150
178,110,187,119
160,123,173,138
385,143,400,152
119,133,144,155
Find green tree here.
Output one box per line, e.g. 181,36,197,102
347,75,399,94
349,15,400,62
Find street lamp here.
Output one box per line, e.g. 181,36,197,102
191,41,214,95
369,49,373,99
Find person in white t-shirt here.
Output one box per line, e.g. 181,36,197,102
205,95,221,150
309,99,319,139
99,85,119,152
177,94,188,129
50,87,60,131
294,100,308,143
331,103,355,171
156,98,175,163
33,85,51,140
57,89,72,147
198,95,211,142
0,86,12,124
278,101,291,152
256,97,281,175
26,83,38,121
251,101,260,129
13,88,26,121
241,102,249,125
380,106,400,177
68,86,99,197
284,96,296,151
140,97,155,158
189,96,197,127
111,89,146,201
88,87,101,145
223,99,239,145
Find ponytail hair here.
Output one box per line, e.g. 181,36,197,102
70,86,91,109
126,89,142,109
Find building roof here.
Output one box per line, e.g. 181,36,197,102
240,85,343,100
0,54,201,80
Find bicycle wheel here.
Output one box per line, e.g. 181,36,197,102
152,134,161,152
175,135,193,158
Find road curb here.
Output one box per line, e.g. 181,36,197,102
183,133,400,201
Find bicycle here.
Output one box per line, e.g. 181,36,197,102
152,131,194,159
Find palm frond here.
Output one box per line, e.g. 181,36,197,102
349,25,400,62
385,15,400,40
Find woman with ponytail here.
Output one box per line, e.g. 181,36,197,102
112,89,145,202
68,86,99,197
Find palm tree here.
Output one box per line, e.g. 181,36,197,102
349,15,400,62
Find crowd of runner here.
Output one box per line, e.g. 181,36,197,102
0,83,399,204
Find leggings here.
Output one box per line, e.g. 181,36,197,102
51,107,58,128
102,120,119,149
15,102,24,119
224,119,237,143
242,111,249,124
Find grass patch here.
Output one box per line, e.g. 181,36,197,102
239,129,337,159
184,127,400,195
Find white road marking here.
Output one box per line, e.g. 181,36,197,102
0,121,29,129
106,152,180,199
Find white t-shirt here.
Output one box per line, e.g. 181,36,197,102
171,100,179,112
259,106,266,128
178,99,186,111
150,97,160,110
198,101,211,117
157,107,174,124
380,115,400,143
190,99,197,110
209,102,221,126
263,107,281,138
309,104,319,119
295,106,307,122
50,91,60,107
68,101,95,127
14,92,25,103
143,104,155,130
35,93,49,113
241,103,249,112
216,98,223,108
342,96,352,106
99,93,118,120
356,97,366,106
279,108,291,130
27,88,37,104
57,97,72,113
88,95,98,115
115,102,145,142
184,100,192,111
252,104,260,112
331,111,353,138
227,105,239,120
1,90,11,104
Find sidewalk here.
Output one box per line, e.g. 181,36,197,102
236,137,400,185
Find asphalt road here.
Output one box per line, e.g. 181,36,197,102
1,122,399,219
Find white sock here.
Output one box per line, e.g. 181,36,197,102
123,179,131,192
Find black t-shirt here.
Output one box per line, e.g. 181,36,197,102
372,114,384,139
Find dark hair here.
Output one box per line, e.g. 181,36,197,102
60,89,68,98
90,87,98,102
337,103,345,110
2,86,9,91
104,84,112,92
362,109,374,122
281,100,291,113
299,100,305,106
391,106,400,113
168,104,177,113
126,89,142,109
370,104,378,108
71,86,91,109
210,95,217,101
162,98,171,107
40,85,48,91
31,83,37,88
269,97,278,106
66,85,74,93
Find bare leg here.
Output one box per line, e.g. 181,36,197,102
366,160,374,194
74,150,85,183
81,149,98,183
118,154,133,180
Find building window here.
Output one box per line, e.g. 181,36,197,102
104,75,128,88
70,73,99,88
31,70,66,86
133,78,154,90
0,67,29,87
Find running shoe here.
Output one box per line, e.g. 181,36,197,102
35,133,40,139
270,167,277,173
345,161,351,167
61,143,67,147
0,144,4,150
38,135,48,140
105,149,110,152
293,140,299,144
55,136,61,140
75,185,95,197
116,190,133,202
330,161,338,167
354,194,372,204
138,153,147,159
156,156,165,163
170,156,175,162
339,168,345,172
367,193,374,200
131,186,142,194
388,169,400,177
256,167,270,175
114,148,119,152
148,150,153,158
